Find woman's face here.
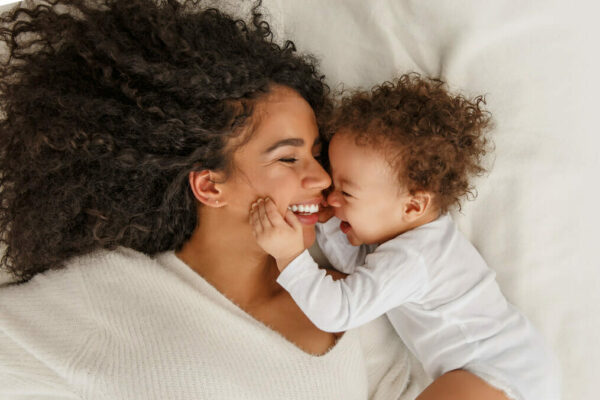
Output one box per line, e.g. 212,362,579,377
219,85,331,248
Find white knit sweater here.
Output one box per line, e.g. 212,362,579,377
0,247,427,399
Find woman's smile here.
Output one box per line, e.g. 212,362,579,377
287,197,323,225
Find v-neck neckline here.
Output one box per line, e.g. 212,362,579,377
155,250,351,359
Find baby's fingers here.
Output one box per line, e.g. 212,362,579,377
264,198,285,226
284,208,302,231
256,198,274,229
250,203,263,234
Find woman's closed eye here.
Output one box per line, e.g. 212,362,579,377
279,151,321,164
341,191,353,198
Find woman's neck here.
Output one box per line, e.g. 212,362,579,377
175,208,282,306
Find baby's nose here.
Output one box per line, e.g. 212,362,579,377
327,190,342,207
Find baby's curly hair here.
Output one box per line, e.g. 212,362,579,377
0,0,330,283
328,74,492,214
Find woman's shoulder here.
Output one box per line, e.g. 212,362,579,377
0,248,139,396
0,247,175,395
0,246,171,339
0,247,152,298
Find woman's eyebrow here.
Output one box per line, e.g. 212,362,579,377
263,138,305,154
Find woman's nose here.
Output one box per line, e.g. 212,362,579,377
327,190,343,208
303,158,332,191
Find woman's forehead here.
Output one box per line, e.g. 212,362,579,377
241,87,318,149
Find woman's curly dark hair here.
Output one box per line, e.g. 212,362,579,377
0,0,331,283
328,73,492,213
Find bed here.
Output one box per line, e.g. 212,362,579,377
2,1,599,398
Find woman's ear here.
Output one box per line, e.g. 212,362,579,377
403,190,433,221
189,170,227,208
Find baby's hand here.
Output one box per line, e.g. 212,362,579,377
249,197,304,271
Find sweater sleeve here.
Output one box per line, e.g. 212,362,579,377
0,328,80,399
277,246,428,332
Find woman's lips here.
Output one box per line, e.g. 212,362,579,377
288,197,322,226
295,213,319,225
340,220,352,233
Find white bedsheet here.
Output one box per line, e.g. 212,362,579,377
266,1,600,399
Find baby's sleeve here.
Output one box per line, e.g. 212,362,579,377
277,244,428,332
315,217,375,274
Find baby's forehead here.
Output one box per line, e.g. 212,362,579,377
329,131,404,183
330,130,402,166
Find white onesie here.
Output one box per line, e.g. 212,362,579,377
276,214,560,400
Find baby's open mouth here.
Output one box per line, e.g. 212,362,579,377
340,220,352,233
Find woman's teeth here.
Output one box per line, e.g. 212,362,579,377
288,204,319,214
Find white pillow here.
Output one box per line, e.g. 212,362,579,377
267,0,600,399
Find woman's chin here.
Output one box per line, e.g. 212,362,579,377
302,225,317,249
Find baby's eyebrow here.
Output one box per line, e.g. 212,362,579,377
263,138,304,154
340,178,359,190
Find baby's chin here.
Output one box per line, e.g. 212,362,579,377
347,235,363,246
344,229,369,247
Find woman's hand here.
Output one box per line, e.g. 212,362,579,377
249,197,305,272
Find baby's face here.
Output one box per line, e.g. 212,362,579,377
326,132,413,246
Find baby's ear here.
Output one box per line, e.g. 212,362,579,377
188,170,227,208
403,190,433,220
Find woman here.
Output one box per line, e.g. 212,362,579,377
0,0,510,398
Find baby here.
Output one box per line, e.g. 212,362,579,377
249,74,559,400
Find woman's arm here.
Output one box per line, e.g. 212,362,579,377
417,370,510,400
